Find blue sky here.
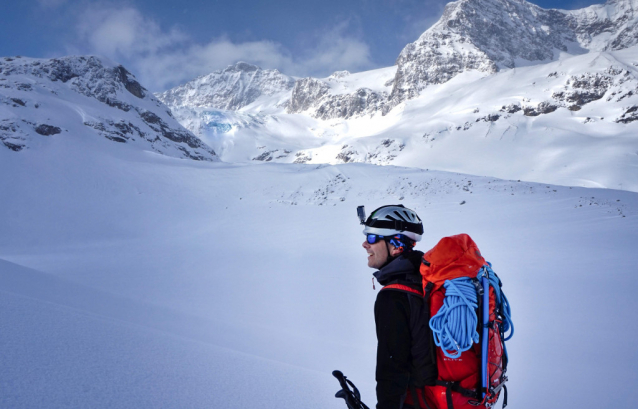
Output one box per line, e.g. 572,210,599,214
2,0,601,91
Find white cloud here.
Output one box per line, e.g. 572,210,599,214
296,21,374,76
75,7,188,58
70,5,376,91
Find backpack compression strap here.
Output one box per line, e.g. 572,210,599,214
381,283,424,297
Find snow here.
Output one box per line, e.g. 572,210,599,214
323,66,397,96
1,136,637,408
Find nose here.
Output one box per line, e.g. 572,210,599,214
362,240,370,249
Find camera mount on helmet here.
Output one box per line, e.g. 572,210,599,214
357,205,366,225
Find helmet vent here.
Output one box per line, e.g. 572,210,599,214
393,211,408,222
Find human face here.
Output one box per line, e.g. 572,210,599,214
363,238,390,269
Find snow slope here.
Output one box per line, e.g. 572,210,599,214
1,138,637,408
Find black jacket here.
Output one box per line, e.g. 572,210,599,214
373,250,437,409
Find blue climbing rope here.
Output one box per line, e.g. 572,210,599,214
478,264,514,341
429,264,515,361
429,278,480,359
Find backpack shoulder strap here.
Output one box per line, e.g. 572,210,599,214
382,283,424,297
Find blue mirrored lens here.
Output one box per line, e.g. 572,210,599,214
367,234,383,244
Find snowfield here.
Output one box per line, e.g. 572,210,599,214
1,137,637,408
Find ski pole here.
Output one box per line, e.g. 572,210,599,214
332,370,370,409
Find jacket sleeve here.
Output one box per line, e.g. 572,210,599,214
374,289,412,409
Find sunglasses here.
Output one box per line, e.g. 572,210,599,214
366,234,387,244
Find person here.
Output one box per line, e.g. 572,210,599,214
359,204,437,409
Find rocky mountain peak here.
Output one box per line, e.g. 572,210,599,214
606,0,638,11
225,61,260,73
566,0,638,51
0,56,149,104
156,0,638,122
156,62,295,111
0,55,217,160
383,0,638,113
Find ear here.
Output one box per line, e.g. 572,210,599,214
388,244,403,257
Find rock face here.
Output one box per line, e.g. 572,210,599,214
566,0,638,51
287,78,330,113
314,88,387,120
287,77,387,120
385,0,578,111
384,0,638,112
0,55,217,160
156,62,296,111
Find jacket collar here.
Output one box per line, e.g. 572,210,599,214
373,250,423,286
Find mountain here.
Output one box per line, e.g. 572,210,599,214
5,0,636,190
154,11,638,191
156,62,296,111
0,55,217,161
386,0,638,110
154,62,298,150
162,0,638,118
565,0,638,51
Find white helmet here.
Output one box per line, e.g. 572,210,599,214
359,204,423,242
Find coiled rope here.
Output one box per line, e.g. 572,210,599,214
430,265,515,360
429,278,480,359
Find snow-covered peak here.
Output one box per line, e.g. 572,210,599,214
0,55,217,160
565,0,638,51
1,55,149,101
328,70,351,80
225,61,260,73
419,0,578,66
383,0,638,110
385,0,582,109
156,62,296,111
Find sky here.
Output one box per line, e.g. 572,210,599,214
1,0,603,91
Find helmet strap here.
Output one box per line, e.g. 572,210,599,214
381,240,402,269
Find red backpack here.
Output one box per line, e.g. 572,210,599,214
387,234,512,409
